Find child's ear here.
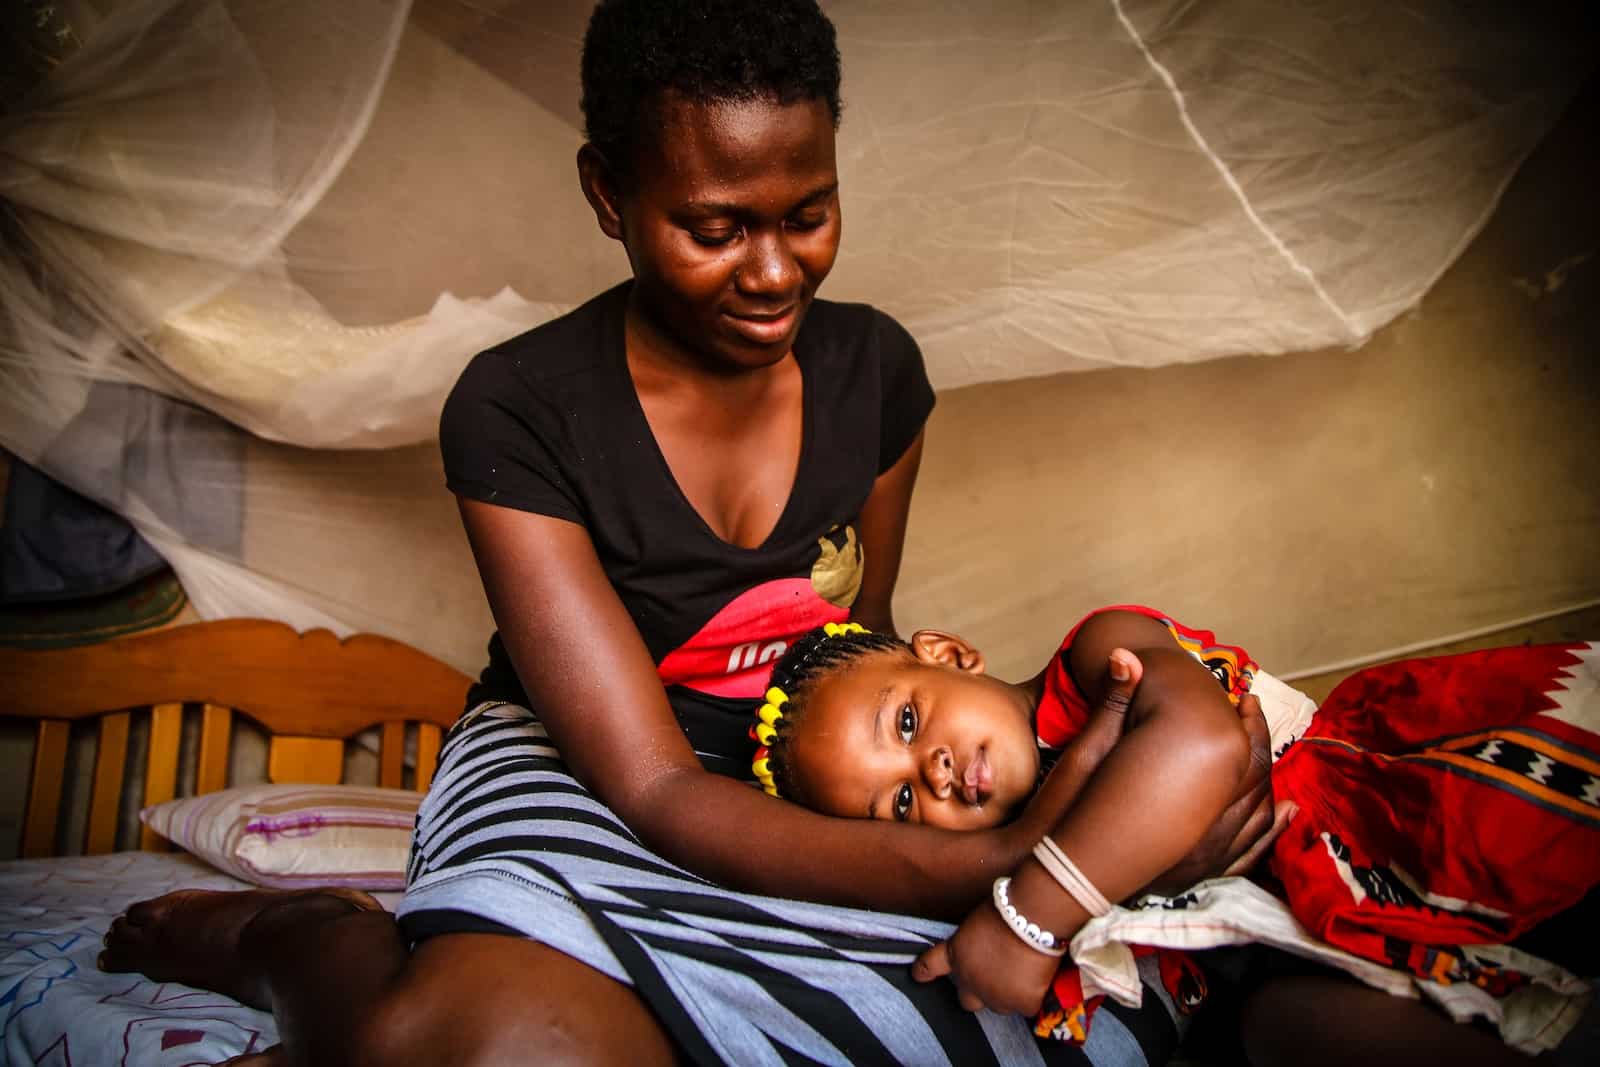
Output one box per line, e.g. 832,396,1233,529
910,630,986,675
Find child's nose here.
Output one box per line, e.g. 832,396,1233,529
922,746,954,799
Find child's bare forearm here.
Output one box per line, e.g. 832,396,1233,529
1018,673,1135,833
1046,649,1250,895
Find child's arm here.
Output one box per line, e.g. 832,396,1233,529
915,609,1259,1013
1022,648,1143,824
1022,646,1281,895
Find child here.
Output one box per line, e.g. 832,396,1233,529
751,613,1600,1056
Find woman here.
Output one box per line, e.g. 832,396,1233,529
99,3,1275,1064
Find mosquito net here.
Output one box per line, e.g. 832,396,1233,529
2,0,1592,674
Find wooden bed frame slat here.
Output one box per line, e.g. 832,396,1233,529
197,703,232,796
416,723,442,793
22,720,70,858
86,712,131,855
1,620,471,858
379,721,406,790
140,702,183,851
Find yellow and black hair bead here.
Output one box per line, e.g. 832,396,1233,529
749,622,910,798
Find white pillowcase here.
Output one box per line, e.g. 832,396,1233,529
140,784,421,890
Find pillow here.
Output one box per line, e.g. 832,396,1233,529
140,784,421,890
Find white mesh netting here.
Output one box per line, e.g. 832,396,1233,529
2,0,1592,671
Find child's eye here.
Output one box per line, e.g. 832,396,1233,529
893,783,914,821
896,704,916,743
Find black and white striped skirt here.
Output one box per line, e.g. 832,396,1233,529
397,703,1189,1067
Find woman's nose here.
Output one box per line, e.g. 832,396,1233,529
736,230,801,297
921,746,954,799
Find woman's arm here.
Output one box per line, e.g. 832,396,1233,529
914,609,1257,1011
849,429,924,635
458,495,1041,920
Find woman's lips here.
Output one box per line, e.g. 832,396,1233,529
723,306,797,345
960,748,993,806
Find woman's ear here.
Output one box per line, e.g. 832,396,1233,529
910,630,986,675
577,143,625,241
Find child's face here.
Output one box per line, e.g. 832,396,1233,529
787,646,1040,831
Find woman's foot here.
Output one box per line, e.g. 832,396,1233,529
99,888,381,1009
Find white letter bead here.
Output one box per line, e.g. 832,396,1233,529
989,876,1068,957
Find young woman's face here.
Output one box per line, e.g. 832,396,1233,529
614,93,841,370
787,651,1041,831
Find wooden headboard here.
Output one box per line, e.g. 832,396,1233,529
0,620,471,858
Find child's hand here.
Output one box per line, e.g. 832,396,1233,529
1020,649,1142,838
911,898,1060,1017
1072,647,1143,768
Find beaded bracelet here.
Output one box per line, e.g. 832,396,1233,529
991,876,1068,957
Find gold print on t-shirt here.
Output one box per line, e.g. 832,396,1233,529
811,524,863,609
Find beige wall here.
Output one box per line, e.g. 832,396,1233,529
895,82,1600,684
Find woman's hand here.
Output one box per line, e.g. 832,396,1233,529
910,897,1060,1016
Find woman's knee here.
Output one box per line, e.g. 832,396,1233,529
1240,974,1528,1067
348,933,680,1067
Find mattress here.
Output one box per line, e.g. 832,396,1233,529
0,852,397,1065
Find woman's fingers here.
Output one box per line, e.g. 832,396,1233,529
1236,694,1273,774
1221,799,1299,878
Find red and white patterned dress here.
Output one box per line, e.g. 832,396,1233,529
1030,605,1600,1054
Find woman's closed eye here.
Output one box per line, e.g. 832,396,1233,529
786,211,829,232
688,225,738,247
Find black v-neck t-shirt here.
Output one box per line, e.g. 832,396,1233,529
440,283,934,775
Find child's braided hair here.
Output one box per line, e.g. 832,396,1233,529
751,622,911,800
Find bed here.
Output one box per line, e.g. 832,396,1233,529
0,620,469,1065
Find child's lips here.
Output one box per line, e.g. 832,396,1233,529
960,748,993,806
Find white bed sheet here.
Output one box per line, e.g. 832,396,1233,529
0,852,398,1066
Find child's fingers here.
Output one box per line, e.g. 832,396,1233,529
1106,648,1142,698
1027,649,1146,831
1065,648,1142,770
911,941,952,983
1088,649,1141,729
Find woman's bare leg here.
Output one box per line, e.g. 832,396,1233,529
101,889,681,1066
1240,974,1529,1067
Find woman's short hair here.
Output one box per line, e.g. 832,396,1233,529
580,0,842,177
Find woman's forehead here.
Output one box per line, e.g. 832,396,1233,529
638,93,837,199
